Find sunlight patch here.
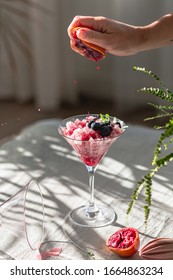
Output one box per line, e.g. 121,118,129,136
44,136,60,143
0,150,8,155
50,144,69,153
134,164,148,171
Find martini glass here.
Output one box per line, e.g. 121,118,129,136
58,114,127,227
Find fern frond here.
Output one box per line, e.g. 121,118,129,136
144,113,170,121
144,205,150,224
152,122,173,165
156,153,173,167
139,87,173,103
127,170,155,223
128,66,173,224
164,137,173,150
133,66,167,90
148,104,173,111
126,178,145,215
153,125,166,130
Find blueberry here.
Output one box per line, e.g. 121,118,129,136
116,121,121,128
91,122,101,131
88,120,95,128
100,125,112,137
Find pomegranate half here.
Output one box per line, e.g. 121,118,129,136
106,227,140,258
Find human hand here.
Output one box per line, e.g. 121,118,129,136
67,15,143,57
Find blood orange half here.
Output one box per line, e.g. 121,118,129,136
106,227,140,257
72,27,106,62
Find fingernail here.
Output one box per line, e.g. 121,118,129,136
77,28,86,39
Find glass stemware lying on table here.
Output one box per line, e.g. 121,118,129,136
0,179,45,251
58,114,127,228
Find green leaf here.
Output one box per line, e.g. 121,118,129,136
127,66,173,224
99,113,110,123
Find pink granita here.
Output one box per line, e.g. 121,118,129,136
60,115,125,166
62,116,122,140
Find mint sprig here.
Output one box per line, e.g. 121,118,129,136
100,113,110,123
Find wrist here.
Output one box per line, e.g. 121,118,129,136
136,13,173,52
133,26,151,53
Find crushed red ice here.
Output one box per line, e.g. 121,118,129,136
61,116,122,140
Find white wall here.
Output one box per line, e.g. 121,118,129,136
71,0,173,113
0,0,173,114
111,0,173,113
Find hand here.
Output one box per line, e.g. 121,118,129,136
67,15,143,56
68,14,173,58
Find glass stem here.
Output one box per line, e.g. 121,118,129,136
86,165,98,217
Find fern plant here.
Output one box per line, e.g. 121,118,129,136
127,66,173,223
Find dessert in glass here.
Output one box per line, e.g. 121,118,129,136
58,114,127,227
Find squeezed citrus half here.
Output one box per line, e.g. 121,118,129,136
71,27,106,62
106,227,140,257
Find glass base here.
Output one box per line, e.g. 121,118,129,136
69,204,117,228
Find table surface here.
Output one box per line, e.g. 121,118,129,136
0,119,173,260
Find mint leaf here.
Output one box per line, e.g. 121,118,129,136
100,113,110,123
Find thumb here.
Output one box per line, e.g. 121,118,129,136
76,28,104,46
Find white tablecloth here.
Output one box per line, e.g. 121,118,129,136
0,120,173,260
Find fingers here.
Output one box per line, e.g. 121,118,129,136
68,15,109,54
67,15,107,37
68,16,92,37
76,28,105,48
